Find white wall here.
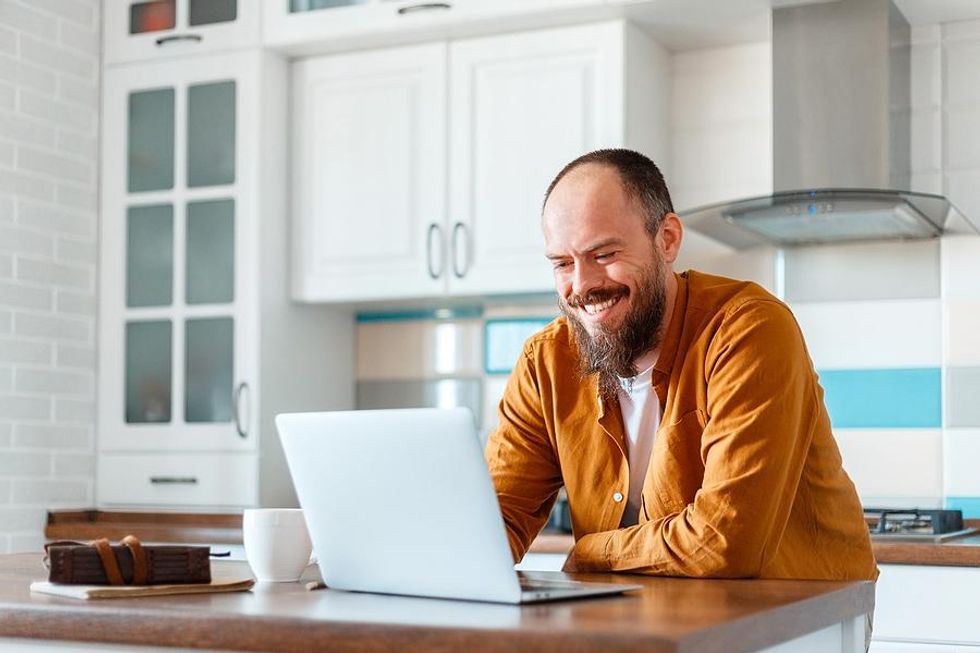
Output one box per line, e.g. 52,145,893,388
0,0,100,552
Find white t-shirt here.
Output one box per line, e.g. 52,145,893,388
617,355,662,527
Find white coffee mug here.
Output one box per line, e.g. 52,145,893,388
242,508,313,582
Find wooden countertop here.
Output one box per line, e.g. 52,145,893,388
0,553,872,653
47,511,980,568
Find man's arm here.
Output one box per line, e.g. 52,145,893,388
566,299,817,577
485,346,564,563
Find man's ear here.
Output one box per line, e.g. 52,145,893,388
657,213,684,264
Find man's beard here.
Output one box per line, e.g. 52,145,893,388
560,256,668,400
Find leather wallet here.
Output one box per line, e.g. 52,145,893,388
44,536,211,585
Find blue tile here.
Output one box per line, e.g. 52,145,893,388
817,368,941,428
484,318,554,374
946,497,980,519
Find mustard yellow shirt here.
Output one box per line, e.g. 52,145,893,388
486,270,878,581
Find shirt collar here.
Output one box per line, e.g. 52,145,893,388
651,271,689,384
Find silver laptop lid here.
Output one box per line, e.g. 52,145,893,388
276,408,522,603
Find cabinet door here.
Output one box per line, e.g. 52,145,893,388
293,43,448,302
104,0,259,65
100,53,257,453
447,23,625,296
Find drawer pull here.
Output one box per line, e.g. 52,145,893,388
155,34,203,47
149,476,198,485
397,3,452,15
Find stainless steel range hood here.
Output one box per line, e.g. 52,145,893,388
681,0,978,248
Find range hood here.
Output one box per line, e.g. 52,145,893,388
681,0,978,249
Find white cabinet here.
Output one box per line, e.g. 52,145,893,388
99,51,354,509
104,0,259,65
872,564,980,650
293,20,669,303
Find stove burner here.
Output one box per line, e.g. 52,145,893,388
865,508,964,535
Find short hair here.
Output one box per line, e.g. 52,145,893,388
542,149,675,239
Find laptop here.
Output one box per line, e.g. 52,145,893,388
275,407,640,604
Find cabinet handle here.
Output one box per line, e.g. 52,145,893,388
233,381,250,439
452,222,470,279
426,223,445,280
155,34,203,47
149,476,198,485
397,2,452,15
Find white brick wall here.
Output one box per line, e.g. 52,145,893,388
0,0,99,553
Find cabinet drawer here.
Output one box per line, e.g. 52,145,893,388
97,453,257,508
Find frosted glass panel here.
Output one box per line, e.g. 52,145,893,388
187,81,235,187
126,204,173,308
128,88,175,192
185,317,233,423
189,0,237,26
125,320,172,423
186,199,234,304
129,0,175,34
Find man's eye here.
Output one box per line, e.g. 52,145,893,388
553,260,571,270
596,252,615,261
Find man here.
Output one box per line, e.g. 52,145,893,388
485,149,877,581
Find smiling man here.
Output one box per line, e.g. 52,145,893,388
485,149,878,582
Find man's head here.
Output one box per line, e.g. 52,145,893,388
542,149,683,396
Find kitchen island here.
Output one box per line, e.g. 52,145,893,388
0,553,871,653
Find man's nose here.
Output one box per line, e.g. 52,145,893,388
571,260,602,298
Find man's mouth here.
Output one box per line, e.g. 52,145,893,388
582,296,622,316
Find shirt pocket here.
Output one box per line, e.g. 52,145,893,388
643,409,706,518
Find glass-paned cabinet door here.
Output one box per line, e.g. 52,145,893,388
100,54,255,453
104,0,259,65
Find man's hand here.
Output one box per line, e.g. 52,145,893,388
561,550,581,573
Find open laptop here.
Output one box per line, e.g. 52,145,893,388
275,407,640,604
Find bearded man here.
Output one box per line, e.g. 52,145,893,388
485,148,878,582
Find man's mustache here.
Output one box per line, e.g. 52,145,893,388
564,286,628,310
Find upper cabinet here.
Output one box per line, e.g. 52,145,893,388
292,20,669,302
104,0,260,65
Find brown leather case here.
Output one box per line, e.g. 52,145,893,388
45,539,211,585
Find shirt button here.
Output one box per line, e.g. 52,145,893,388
613,492,624,503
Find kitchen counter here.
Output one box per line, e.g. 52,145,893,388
0,553,871,653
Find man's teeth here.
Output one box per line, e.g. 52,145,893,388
583,297,619,315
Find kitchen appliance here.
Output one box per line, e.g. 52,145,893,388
865,507,978,543
681,0,979,248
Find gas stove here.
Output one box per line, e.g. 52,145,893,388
865,508,978,542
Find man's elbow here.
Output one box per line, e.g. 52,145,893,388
678,536,766,579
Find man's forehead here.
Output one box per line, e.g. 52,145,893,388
548,163,625,204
